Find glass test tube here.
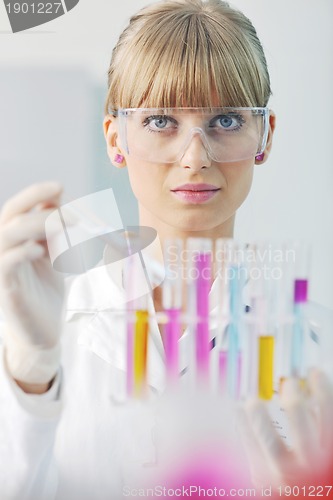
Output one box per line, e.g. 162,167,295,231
228,272,241,398
163,239,183,386
258,334,274,400
134,309,149,397
271,243,294,392
291,243,310,378
244,243,275,401
124,252,150,398
238,243,257,399
255,295,275,400
211,238,231,394
187,238,212,384
225,241,244,399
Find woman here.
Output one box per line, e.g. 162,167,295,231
0,1,331,498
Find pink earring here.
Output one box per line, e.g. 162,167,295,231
255,152,265,162
114,154,125,164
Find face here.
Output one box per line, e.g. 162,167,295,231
104,109,275,235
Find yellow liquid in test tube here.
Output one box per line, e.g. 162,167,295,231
134,310,149,397
258,336,274,400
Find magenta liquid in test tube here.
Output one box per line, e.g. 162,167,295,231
197,252,212,379
164,308,181,383
188,238,212,383
163,239,183,386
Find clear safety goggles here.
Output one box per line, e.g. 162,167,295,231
115,107,270,164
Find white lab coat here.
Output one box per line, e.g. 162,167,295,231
0,262,331,500
0,260,164,499
0,260,213,500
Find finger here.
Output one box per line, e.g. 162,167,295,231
0,209,57,254
308,369,333,454
0,182,62,224
281,377,320,466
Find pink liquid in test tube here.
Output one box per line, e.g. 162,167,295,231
196,252,211,380
163,238,183,388
164,308,181,384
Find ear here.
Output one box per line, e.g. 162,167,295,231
255,111,276,165
103,115,127,168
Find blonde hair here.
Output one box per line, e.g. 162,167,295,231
105,0,271,113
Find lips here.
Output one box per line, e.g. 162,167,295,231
171,183,220,204
172,183,220,192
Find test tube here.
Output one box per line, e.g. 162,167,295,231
187,238,212,384
227,272,241,398
291,243,310,378
133,309,149,397
163,239,183,386
225,241,245,399
252,294,274,400
272,242,295,392
124,252,150,398
211,238,231,394
243,242,276,400
258,334,274,400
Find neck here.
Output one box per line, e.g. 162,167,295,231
139,204,235,318
138,204,235,258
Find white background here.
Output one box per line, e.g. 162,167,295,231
0,0,332,307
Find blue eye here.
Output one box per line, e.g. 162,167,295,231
210,114,245,131
143,115,177,132
220,116,234,128
151,117,168,129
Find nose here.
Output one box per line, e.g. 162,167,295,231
179,129,212,171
